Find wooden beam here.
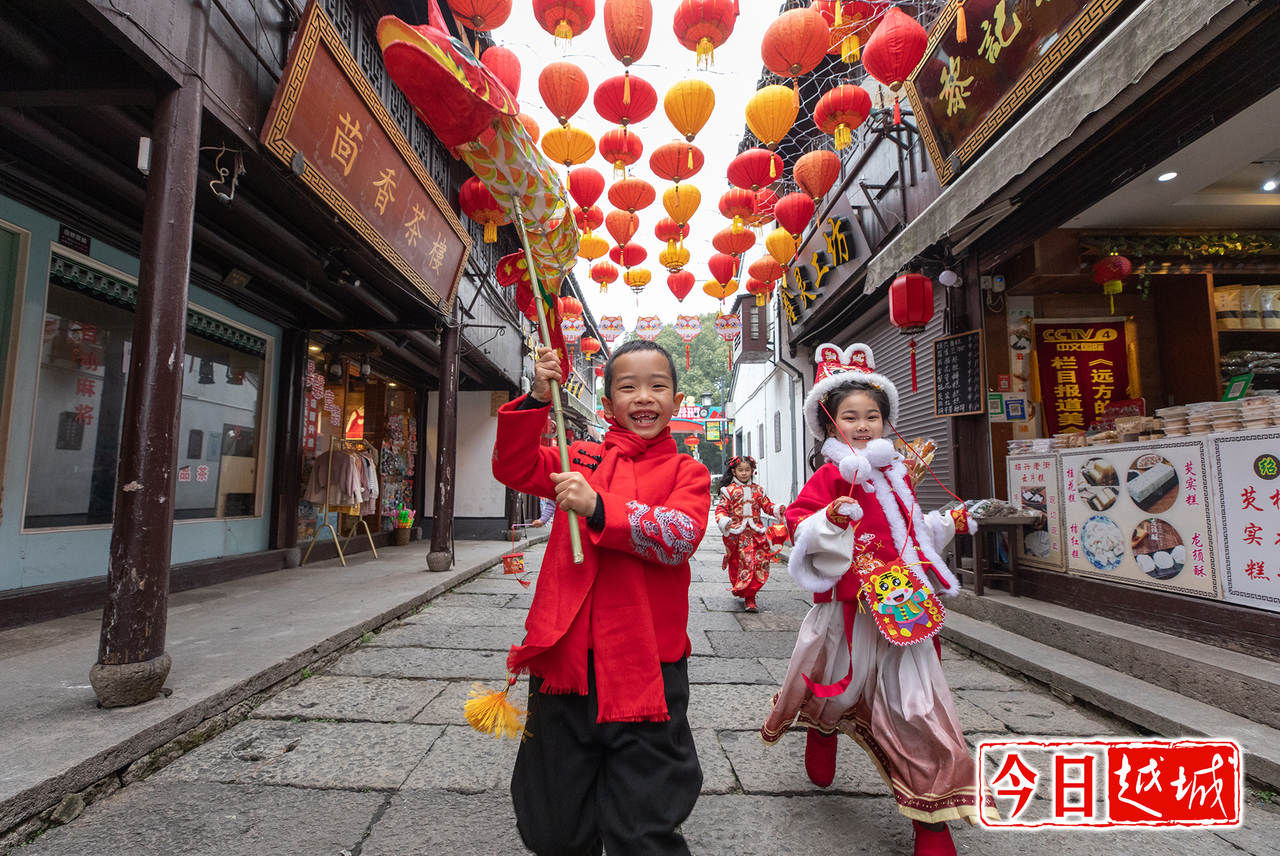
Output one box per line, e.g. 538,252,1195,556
0,88,155,107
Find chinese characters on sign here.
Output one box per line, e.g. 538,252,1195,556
260,3,470,310
1210,433,1280,614
1007,455,1064,570
933,330,984,416
979,739,1242,828
1033,321,1129,435
780,216,853,325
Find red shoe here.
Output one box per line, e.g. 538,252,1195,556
744,595,758,612
804,728,837,788
911,821,956,856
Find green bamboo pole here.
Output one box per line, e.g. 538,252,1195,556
513,201,584,564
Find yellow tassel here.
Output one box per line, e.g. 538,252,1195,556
842,34,860,63
755,292,766,307
623,71,631,106
688,147,694,170
835,124,851,150
770,156,777,179
484,221,497,243
667,238,676,254
614,161,625,180
600,282,608,293
792,78,799,110
464,680,527,740
732,215,743,234
555,20,573,41
835,2,844,25
697,37,714,68
956,1,968,44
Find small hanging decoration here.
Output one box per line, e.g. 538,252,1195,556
861,6,927,125
605,209,640,247
668,269,696,301
539,61,591,126
533,0,596,42
814,84,871,150
674,314,702,370
748,256,786,285
660,243,691,272
561,314,586,343
664,78,715,141
702,278,738,302
465,674,527,740
599,315,626,342
765,227,797,267
568,166,605,214
574,204,604,234
794,149,841,202
772,191,816,238
578,233,609,261
518,113,541,145
654,216,691,253
459,177,509,243
672,0,739,68
598,126,644,178
745,84,799,149
591,259,619,292
888,272,934,392
604,0,654,67
635,315,664,340
708,253,740,289
480,46,522,104
715,311,742,371
760,6,831,102
812,0,881,63
1092,254,1132,314
580,336,602,361
624,267,652,297
451,0,514,33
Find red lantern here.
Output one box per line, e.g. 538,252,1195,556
861,6,927,124
451,0,513,31
719,187,756,234
649,141,705,183
459,177,508,242
772,192,815,237
518,113,541,145
480,46,521,103
608,177,656,213
598,127,644,177
727,148,784,191
594,365,605,378
580,336,602,360
568,166,605,212
654,217,691,251
591,260,619,292
594,74,658,126
533,0,596,41
609,243,647,268
761,6,830,81
574,204,604,234
751,187,779,228
668,269,695,301
814,84,871,150
539,62,590,126
748,256,786,284
713,226,755,256
812,0,881,62
605,209,640,246
888,272,934,392
672,0,739,68
604,0,653,66
708,252,740,286
1092,254,1132,313
559,295,585,317
794,149,841,202
746,277,774,306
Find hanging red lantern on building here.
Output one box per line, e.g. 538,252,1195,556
673,0,739,68
580,336,602,360
772,191,816,237
591,259,619,292
713,226,755,256
728,148,784,191
719,187,756,234
594,74,658,127
480,46,521,104
812,0,881,62
451,0,513,32
1092,254,1132,313
654,216,691,252
459,177,508,242
604,0,653,65
608,177,656,213
861,6,927,124
761,6,830,90
594,365,605,378
708,252,740,287
888,272,934,392
746,277,774,307
598,127,644,177
568,166,605,213
605,209,640,246
649,141,705,183
668,269,696,301
609,242,647,268
794,149,841,202
559,295,584,317
574,204,604,234
533,0,596,41
815,84,871,150
539,62,591,126
748,256,786,284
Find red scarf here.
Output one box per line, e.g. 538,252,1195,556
509,424,680,722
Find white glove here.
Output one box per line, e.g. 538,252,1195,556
836,501,862,520
863,438,897,468
838,451,873,485
716,516,731,535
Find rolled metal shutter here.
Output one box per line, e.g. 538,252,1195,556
839,288,954,511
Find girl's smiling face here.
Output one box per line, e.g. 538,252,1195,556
733,460,754,482
830,390,885,449
602,350,684,438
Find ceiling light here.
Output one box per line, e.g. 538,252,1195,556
388,382,397,388
938,269,962,288
1263,178,1279,193
1157,171,1178,182
308,344,321,353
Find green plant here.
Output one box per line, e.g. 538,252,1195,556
300,667,313,680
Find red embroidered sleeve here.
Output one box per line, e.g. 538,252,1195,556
591,458,710,565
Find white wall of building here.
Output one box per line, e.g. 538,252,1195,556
421,389,506,519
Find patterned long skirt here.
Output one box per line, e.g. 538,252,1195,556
722,529,771,600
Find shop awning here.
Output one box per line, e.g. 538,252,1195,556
862,0,1240,295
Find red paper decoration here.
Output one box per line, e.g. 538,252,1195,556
748,256,786,283
761,6,830,79
719,187,756,233
861,6,927,123
708,252,740,286
888,272,934,392
814,84,871,149
746,277,774,306
672,0,739,67
609,243,648,268
1092,254,1132,312
598,127,644,176
533,0,596,40
591,260,619,292
794,149,841,201
539,62,591,126
654,217,691,249
574,204,604,233
451,0,513,31
649,141,705,183
604,0,653,65
608,177,656,213
727,148,784,191
668,269,696,301
480,46,521,103
772,192,816,237
459,177,508,242
605,209,640,246
713,226,755,256
594,74,658,126
568,166,605,212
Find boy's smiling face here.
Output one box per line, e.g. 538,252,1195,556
602,350,683,438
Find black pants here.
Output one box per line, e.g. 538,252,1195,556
511,657,702,856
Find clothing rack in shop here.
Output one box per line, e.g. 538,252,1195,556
301,436,379,566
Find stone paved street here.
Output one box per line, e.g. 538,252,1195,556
17,536,1280,855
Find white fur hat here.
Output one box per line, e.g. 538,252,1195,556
802,342,899,438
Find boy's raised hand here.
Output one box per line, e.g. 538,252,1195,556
550,471,598,516
531,346,563,402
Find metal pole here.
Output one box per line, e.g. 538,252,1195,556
512,201,583,564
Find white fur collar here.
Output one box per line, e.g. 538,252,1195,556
821,437,901,468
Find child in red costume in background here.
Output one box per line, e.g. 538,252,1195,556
492,339,710,856
760,343,996,856
714,455,785,612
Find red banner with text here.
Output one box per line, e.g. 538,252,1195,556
1034,321,1129,435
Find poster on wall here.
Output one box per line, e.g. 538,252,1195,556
1034,319,1130,435
1007,455,1064,570
1060,440,1219,600
1209,431,1280,614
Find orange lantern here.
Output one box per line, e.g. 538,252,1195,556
668,269,695,301
608,177,656,213
625,267,652,295
574,204,604,234
655,216,690,252
518,113,541,145
539,62,590,126
594,74,658,126
605,209,640,246
703,279,738,301
459,177,508,243
745,84,798,149
746,277,774,306
578,233,609,261
664,78,715,141
794,149,841,202
672,0,739,68
580,336,602,361
598,127,644,177
713,226,755,256
765,227,796,266
533,0,596,41
749,256,786,284
761,7,830,86
591,260,619,292
604,0,653,66
451,0,513,31
728,148,784,191
480,46,521,102
888,272,934,391
861,6,927,124
814,84,871,150
773,191,815,237
663,184,701,228
609,243,647,268
649,141,705,183
719,187,756,234
542,125,596,167
812,0,881,62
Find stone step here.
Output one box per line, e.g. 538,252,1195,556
946,588,1280,731
942,611,1280,790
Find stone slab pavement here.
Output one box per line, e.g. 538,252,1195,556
15,537,1280,855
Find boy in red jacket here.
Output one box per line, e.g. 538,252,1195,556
492,339,711,856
